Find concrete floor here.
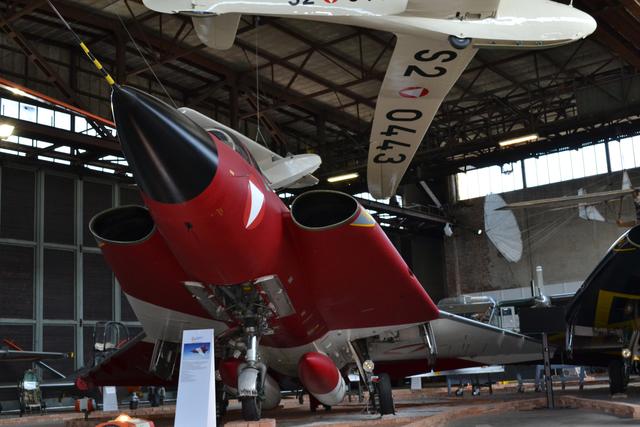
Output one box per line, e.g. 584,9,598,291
446,408,639,427
2,382,640,426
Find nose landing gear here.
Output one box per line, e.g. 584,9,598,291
238,333,267,421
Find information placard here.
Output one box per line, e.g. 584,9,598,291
102,386,118,412
175,329,216,427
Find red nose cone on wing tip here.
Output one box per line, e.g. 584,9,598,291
298,352,340,395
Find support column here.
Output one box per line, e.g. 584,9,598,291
75,179,84,369
34,170,45,352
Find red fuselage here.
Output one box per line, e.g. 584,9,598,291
93,86,439,384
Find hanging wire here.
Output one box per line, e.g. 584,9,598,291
253,16,268,146
116,13,178,108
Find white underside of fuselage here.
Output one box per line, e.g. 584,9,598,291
127,294,547,380
126,294,426,377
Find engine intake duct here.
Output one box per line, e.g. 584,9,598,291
291,191,359,230
90,206,154,245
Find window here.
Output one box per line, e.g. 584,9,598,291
43,249,75,320
44,174,75,244
0,167,35,240
37,106,54,127
353,192,404,207
0,325,32,383
43,326,75,379
0,245,34,319
1,98,19,118
610,136,640,172
456,162,523,200
456,141,615,200
83,181,112,246
19,103,37,122
54,111,71,131
83,253,113,321
210,129,259,169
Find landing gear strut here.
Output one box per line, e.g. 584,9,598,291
349,341,395,416
238,332,267,421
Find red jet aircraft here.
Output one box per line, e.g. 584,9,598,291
85,85,441,420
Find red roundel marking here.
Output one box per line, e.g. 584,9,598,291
399,87,429,99
325,0,338,3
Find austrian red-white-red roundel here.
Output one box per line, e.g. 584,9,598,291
399,87,430,99
325,0,338,3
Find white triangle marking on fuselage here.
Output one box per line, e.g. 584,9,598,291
247,180,265,228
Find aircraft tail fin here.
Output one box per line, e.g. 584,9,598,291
192,14,241,50
622,170,632,190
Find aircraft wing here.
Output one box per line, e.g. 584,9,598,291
368,311,545,371
0,379,76,390
499,189,633,211
368,34,477,199
143,0,408,17
431,311,545,365
566,224,640,331
0,349,68,362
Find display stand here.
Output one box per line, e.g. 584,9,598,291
175,329,217,427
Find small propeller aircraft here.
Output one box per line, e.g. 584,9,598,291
142,0,597,199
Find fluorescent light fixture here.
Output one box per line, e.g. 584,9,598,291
499,133,539,147
327,172,359,183
0,124,15,139
8,87,27,97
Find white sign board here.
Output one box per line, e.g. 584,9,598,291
102,386,118,412
175,329,216,427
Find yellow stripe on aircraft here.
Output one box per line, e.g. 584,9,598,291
594,289,640,328
350,208,376,228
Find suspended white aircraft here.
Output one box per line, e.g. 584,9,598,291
499,171,638,226
142,0,597,199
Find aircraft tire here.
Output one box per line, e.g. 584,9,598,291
376,373,395,415
241,396,262,421
609,359,627,394
448,35,472,50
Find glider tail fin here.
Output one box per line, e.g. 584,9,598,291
192,13,241,50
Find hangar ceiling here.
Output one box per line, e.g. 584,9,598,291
0,0,639,187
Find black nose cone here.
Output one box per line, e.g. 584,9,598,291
111,86,218,204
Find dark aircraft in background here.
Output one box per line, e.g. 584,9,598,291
565,225,640,393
